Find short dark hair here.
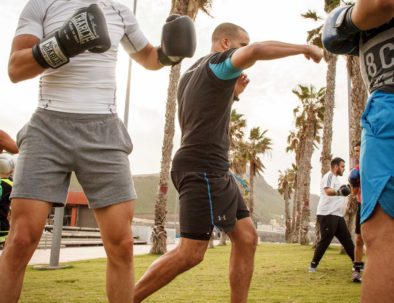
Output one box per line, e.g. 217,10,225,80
331,157,345,168
354,140,361,147
212,22,247,43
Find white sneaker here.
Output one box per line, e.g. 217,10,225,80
308,266,317,273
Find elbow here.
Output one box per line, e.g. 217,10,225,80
249,42,264,60
8,62,22,83
8,72,20,84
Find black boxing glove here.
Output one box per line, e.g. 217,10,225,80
337,184,351,197
158,14,196,66
322,5,360,56
32,4,111,69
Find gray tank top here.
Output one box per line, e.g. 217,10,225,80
359,19,394,93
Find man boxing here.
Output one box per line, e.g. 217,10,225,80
133,22,323,303
0,1,195,302
323,0,394,301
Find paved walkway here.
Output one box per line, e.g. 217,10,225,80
0,243,177,265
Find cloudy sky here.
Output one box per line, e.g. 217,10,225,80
0,0,352,194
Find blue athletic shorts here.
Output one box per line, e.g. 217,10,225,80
360,90,394,223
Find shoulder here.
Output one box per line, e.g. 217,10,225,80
322,172,334,186
106,0,133,16
209,49,238,64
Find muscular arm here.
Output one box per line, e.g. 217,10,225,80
131,43,163,70
231,41,323,70
0,131,18,154
352,0,394,30
8,34,45,83
324,187,338,197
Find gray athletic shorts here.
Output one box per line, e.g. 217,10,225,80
11,109,137,208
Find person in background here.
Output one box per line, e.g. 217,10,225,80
309,157,354,273
348,141,364,283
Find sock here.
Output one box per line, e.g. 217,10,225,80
353,262,364,272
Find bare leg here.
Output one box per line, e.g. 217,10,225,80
0,199,51,303
134,237,209,303
361,205,394,303
354,233,364,263
227,217,258,303
94,201,135,303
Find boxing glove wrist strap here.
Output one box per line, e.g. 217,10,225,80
32,37,69,69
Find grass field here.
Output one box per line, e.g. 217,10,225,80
20,243,361,303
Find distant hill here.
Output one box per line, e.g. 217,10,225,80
70,173,320,224
249,175,319,223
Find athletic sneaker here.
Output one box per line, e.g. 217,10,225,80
308,266,317,273
352,270,362,283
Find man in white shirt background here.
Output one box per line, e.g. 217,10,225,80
309,157,354,273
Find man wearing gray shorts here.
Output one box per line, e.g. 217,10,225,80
0,1,195,302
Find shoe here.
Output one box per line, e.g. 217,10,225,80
352,270,362,283
308,266,317,273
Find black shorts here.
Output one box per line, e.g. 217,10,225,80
355,203,361,235
171,171,250,240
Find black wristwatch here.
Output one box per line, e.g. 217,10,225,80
233,95,240,102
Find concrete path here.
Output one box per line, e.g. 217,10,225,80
0,243,177,265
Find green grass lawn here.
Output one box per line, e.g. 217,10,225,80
20,243,361,303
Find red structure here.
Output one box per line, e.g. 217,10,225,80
66,191,88,226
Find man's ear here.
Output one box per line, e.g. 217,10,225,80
220,38,230,50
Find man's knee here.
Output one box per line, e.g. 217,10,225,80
105,237,134,265
176,240,207,269
8,232,40,251
235,228,258,250
181,247,205,268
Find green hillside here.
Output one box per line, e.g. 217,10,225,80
247,176,319,223
70,173,319,223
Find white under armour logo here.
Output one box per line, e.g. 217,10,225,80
217,215,227,221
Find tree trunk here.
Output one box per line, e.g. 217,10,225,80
347,56,367,167
320,51,337,176
219,231,227,245
151,0,200,254
208,233,214,248
284,187,292,242
292,141,305,243
150,64,181,254
314,51,337,248
339,56,367,254
290,183,298,242
298,117,315,245
249,162,255,215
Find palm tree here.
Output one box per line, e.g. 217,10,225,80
244,127,272,216
229,109,248,178
302,0,340,246
222,110,249,246
277,166,296,242
151,0,212,255
343,56,367,238
292,85,325,244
